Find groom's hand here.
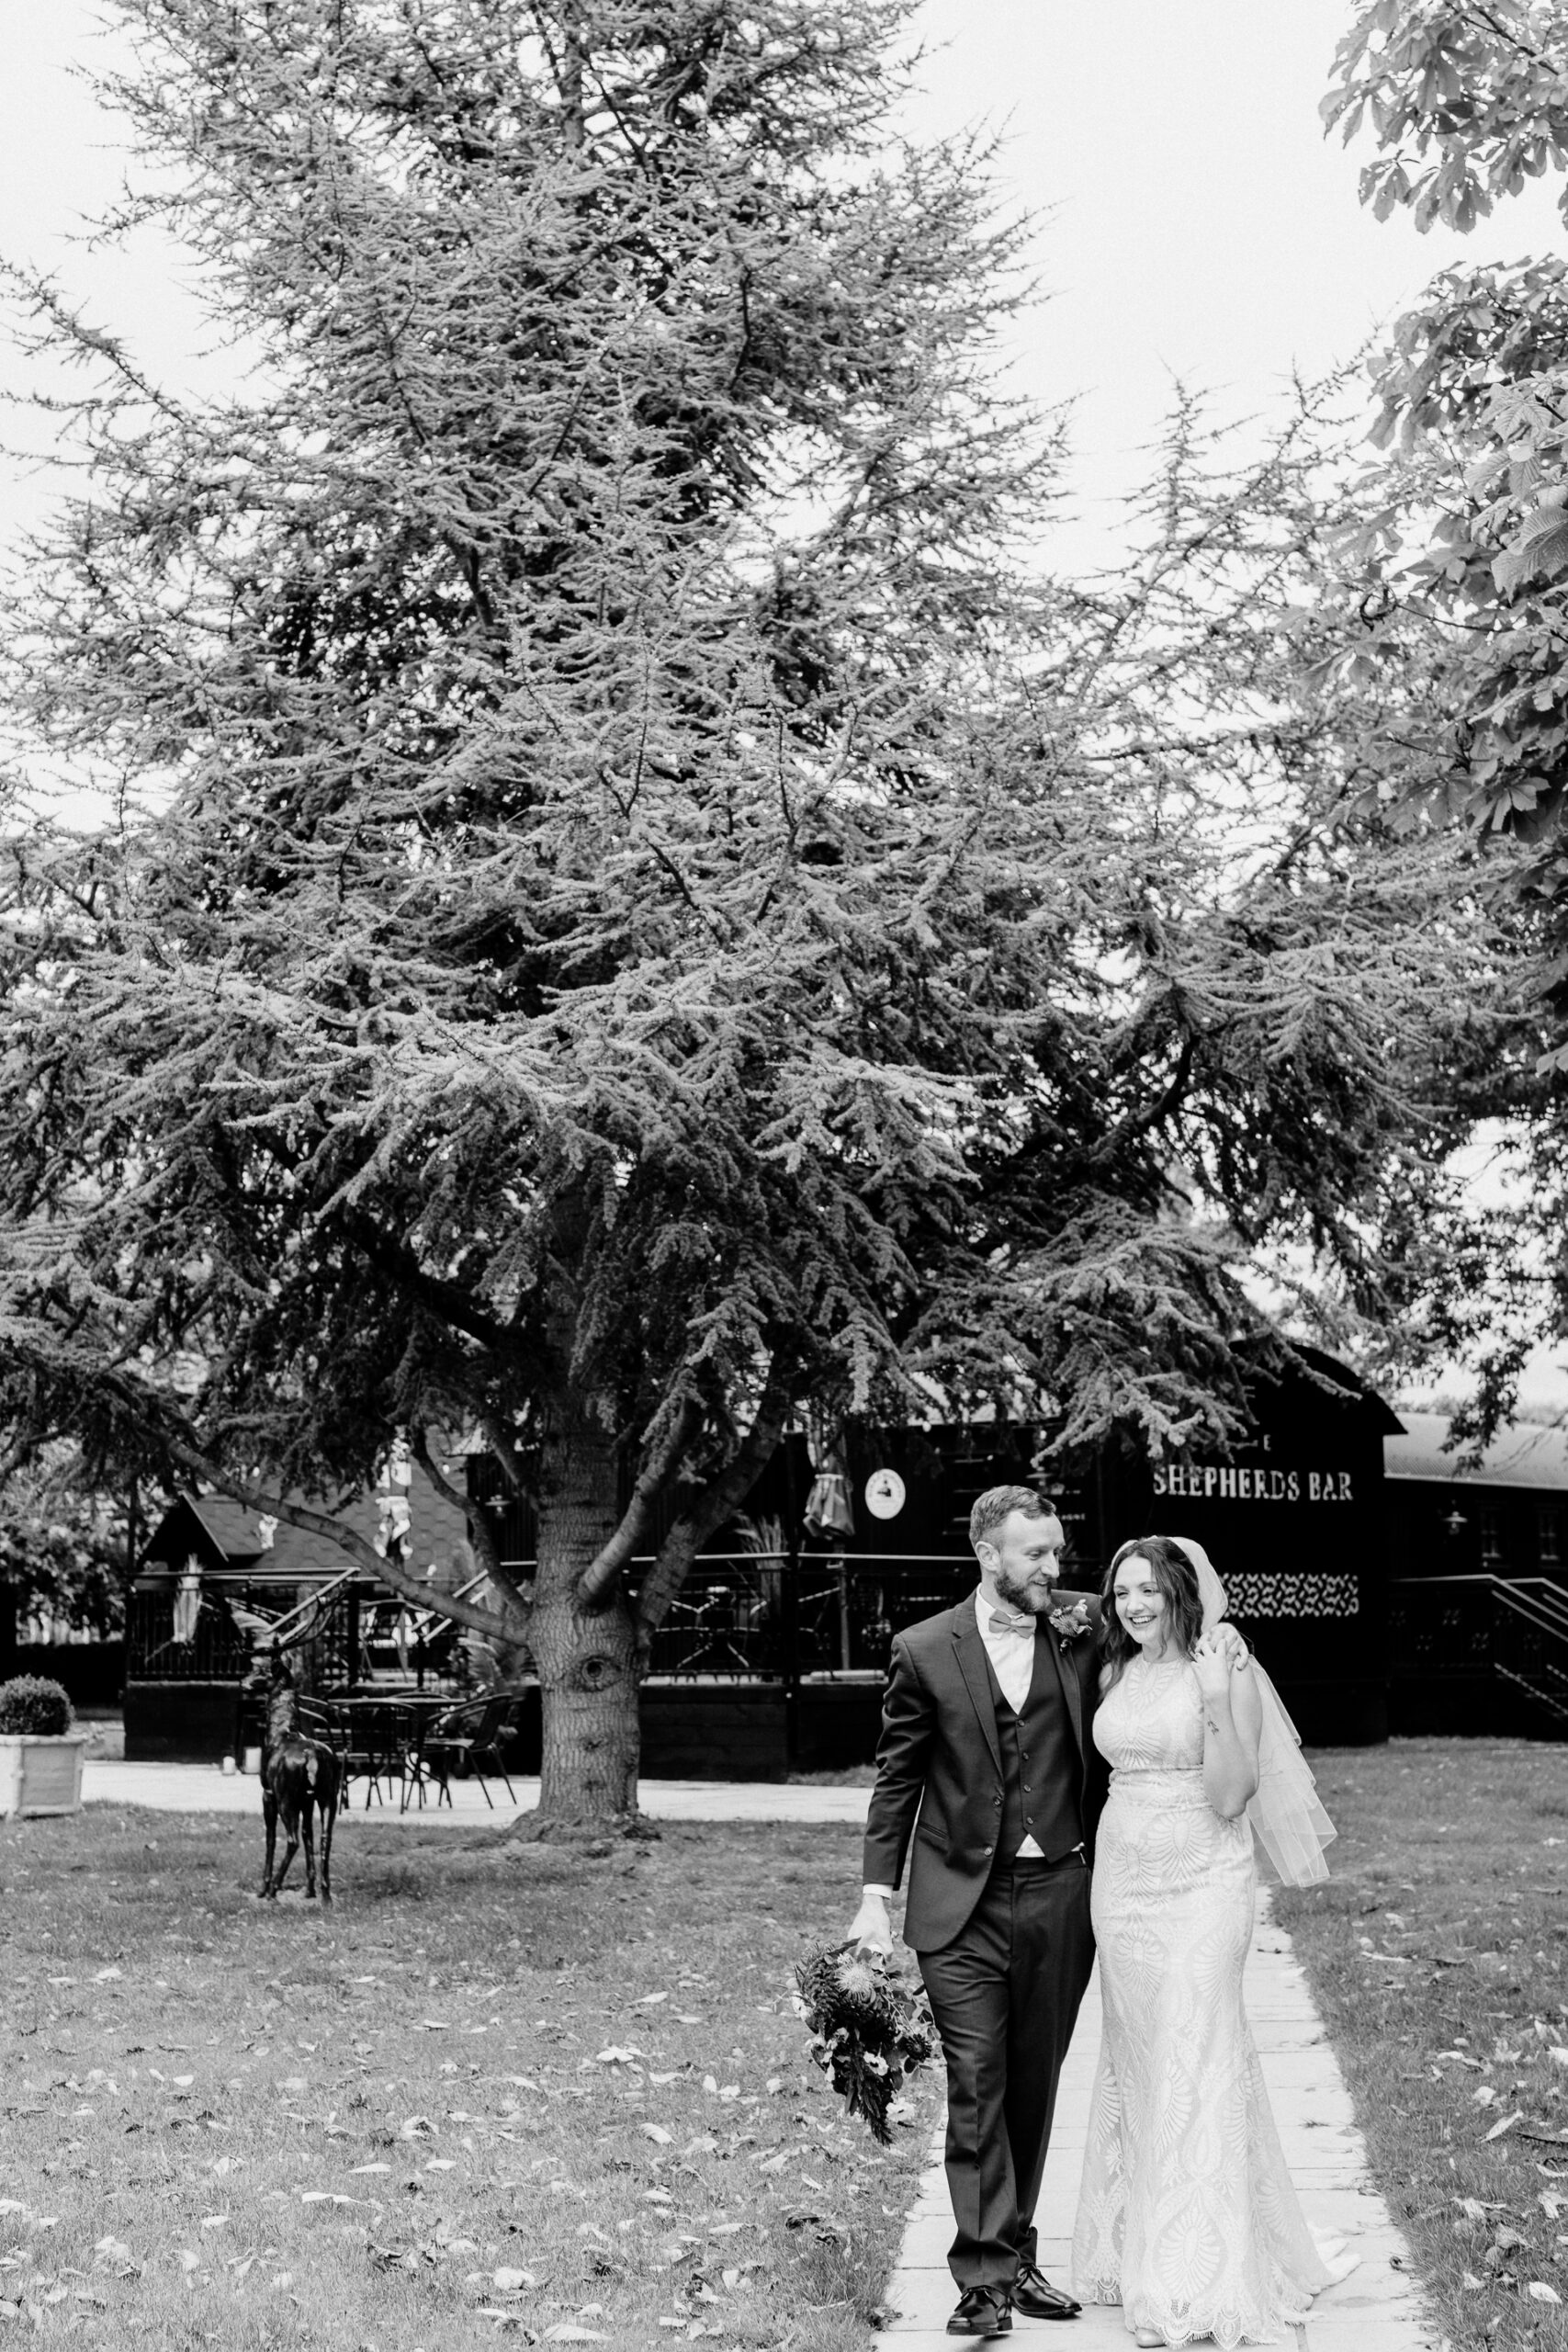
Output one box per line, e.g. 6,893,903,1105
848,1890,893,1959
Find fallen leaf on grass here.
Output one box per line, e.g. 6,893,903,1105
1486,2114,1523,2142
641,2124,672,2146
544,2329,606,2344
1473,2086,1498,2109
92,2237,131,2265
1528,2281,1562,2304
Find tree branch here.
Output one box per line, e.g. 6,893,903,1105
341,1211,523,1360
576,1392,700,1607
410,1424,534,1629
482,1411,536,1503
632,1355,798,1655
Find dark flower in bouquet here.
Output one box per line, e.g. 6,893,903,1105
794,1943,935,2144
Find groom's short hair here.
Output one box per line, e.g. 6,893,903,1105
969,1484,1055,1553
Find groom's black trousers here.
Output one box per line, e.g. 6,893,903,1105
917,1853,1095,2291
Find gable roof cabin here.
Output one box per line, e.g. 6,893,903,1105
136,1463,470,1591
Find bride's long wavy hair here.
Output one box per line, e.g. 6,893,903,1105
1099,1535,1204,1689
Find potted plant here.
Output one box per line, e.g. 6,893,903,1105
0,1676,88,1818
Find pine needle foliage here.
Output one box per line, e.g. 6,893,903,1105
0,2,1520,1819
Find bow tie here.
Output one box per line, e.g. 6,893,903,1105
988,1608,1037,1639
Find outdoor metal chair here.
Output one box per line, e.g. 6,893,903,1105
330,1700,406,1808
418,1692,519,1807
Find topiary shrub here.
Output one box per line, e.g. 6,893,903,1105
0,1676,74,1736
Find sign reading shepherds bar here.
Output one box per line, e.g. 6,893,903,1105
1154,1462,1356,1504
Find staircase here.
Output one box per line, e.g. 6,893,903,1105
1389,1573,1568,1736
1491,1577,1568,1728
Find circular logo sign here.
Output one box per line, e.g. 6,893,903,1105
864,1469,907,1521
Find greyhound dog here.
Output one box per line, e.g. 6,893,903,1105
247,1650,340,1905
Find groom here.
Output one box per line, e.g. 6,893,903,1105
847,1485,1106,2336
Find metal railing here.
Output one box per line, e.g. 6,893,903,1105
126,1577,476,1696
630,1552,970,1682
125,1591,254,1683
1389,1574,1568,1726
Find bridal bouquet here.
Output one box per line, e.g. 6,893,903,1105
794,1943,935,2143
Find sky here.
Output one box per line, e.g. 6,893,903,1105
2,0,1566,1410
4,0,1565,565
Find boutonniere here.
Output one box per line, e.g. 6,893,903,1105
1047,1599,1093,1652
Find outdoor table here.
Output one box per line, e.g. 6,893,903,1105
329,1693,454,1808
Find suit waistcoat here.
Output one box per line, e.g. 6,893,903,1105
988,1635,1084,1865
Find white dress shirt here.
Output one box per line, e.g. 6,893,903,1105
976,1589,1045,1859
863,1586,1047,1898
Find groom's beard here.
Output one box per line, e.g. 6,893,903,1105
993,1566,1059,1616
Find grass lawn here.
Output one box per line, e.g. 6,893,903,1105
0,1804,939,2352
1276,1736,1568,2352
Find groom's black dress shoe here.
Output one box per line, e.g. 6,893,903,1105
1010,2264,1080,2321
946,2284,1012,2335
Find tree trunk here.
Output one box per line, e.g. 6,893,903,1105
525,1398,643,1835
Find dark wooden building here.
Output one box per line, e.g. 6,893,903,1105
1382,1411,1568,1736
114,1348,1568,1771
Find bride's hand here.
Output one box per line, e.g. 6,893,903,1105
1190,1631,1235,1702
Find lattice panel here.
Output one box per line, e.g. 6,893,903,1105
1223,1573,1359,1620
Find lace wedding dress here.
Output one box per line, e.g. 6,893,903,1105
1070,1654,1337,2347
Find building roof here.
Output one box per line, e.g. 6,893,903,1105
1383,1411,1568,1493
140,1464,470,1583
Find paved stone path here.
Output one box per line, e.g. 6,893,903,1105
80,1759,874,1823
875,1895,1440,2352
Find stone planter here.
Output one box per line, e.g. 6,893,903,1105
0,1732,88,1818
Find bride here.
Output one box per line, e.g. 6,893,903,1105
1071,1534,1354,2348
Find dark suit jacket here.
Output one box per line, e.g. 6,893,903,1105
862,1589,1109,1953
